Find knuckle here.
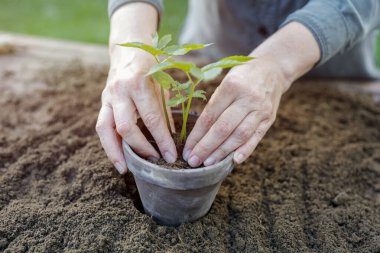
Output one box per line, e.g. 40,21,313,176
109,79,124,94
200,113,215,129
254,128,266,139
218,145,230,157
143,112,161,129
116,121,133,138
262,101,274,114
248,90,265,103
214,120,233,137
260,111,272,121
109,76,139,94
235,126,252,141
221,79,238,95
196,142,211,154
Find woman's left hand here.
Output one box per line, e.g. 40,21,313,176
182,56,291,166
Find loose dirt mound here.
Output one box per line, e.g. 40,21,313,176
0,62,379,252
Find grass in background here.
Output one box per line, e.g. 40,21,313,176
0,0,187,44
160,1,188,40
0,0,109,43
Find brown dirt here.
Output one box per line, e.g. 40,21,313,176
150,132,190,169
0,61,379,252
140,113,200,169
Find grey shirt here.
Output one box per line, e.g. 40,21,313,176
108,0,380,79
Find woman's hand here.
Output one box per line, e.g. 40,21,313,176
183,56,290,166
96,47,177,174
183,22,320,167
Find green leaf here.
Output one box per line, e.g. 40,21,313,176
190,67,204,80
157,34,172,49
202,55,254,71
164,43,212,56
152,71,174,89
220,55,254,62
203,68,222,81
183,43,213,50
163,45,186,55
167,94,188,107
152,32,159,48
170,61,196,72
147,62,172,76
192,90,207,100
172,81,191,91
118,42,164,56
202,60,244,71
147,61,195,76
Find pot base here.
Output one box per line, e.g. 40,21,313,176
136,177,223,226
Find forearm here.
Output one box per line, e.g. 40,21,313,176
249,22,320,91
109,3,158,67
281,0,380,65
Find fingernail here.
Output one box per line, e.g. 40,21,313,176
188,155,201,167
164,152,176,163
183,148,191,161
234,153,245,164
204,156,216,166
115,162,126,174
148,156,159,162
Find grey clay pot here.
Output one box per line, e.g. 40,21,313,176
122,112,234,226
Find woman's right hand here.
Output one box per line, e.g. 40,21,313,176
96,47,177,174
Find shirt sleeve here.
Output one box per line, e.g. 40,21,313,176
280,0,380,65
108,0,164,19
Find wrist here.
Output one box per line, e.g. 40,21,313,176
109,34,153,54
245,53,292,94
109,47,156,76
250,22,320,85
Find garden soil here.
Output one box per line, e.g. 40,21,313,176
0,62,379,252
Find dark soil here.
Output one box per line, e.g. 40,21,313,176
0,61,379,252
140,112,200,169
150,132,190,169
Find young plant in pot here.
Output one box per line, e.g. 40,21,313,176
119,33,253,226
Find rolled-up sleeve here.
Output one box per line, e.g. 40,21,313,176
281,0,380,65
108,0,164,19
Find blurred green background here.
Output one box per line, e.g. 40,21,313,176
0,0,187,43
0,0,379,66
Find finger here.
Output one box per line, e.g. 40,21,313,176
161,85,175,133
96,104,128,174
187,102,250,167
203,112,260,166
233,118,274,164
134,78,177,163
113,98,160,160
183,82,237,160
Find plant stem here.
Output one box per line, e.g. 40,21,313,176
175,89,185,130
154,55,171,133
180,85,193,142
180,73,199,143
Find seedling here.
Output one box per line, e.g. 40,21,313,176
119,33,253,144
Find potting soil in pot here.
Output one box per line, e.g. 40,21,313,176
0,62,379,252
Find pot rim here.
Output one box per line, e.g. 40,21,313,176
123,140,234,175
